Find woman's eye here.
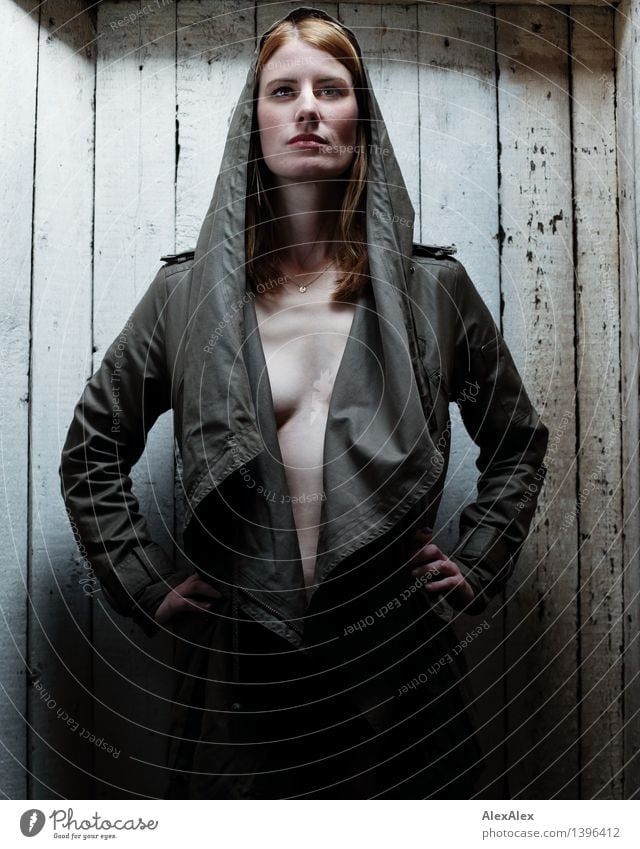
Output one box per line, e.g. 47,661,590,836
270,85,345,98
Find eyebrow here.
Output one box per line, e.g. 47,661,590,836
265,76,351,87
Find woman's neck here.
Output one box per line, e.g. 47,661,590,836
272,179,343,269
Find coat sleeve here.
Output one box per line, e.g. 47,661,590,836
59,265,189,637
446,260,549,613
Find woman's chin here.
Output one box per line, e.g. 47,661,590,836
270,165,351,184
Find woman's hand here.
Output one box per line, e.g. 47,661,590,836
154,574,224,626
409,528,476,610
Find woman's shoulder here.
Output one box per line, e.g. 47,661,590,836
409,242,461,294
411,241,458,262
157,249,197,304
160,249,195,272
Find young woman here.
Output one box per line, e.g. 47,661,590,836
60,6,549,799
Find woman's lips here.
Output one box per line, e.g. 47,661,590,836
288,139,326,148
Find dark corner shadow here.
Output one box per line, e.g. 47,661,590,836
14,0,100,48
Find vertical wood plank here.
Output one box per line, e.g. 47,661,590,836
93,0,177,799
571,5,623,799
616,0,640,800
626,0,640,800
176,0,257,251
30,0,96,798
498,5,578,798
0,0,39,800
339,3,420,221
417,2,505,798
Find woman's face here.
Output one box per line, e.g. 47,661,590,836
256,39,359,185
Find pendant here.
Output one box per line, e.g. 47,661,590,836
299,285,307,293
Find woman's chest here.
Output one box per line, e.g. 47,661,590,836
254,295,357,426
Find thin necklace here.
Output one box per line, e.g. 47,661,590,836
281,259,335,293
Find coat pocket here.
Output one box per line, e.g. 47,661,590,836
170,594,226,650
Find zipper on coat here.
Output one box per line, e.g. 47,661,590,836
238,586,304,639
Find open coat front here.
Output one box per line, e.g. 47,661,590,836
59,6,549,798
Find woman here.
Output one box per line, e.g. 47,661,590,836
59,6,549,799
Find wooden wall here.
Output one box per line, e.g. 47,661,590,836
616,0,640,803
0,0,634,799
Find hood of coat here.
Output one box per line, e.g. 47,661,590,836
181,6,444,609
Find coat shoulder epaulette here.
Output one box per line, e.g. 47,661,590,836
411,242,457,260
160,249,195,266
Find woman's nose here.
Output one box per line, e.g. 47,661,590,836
294,88,320,122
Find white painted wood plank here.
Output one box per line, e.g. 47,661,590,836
571,5,623,800
417,1,505,798
93,0,177,799
417,0,499,554
339,3,420,226
616,0,640,801
30,0,96,799
625,0,640,800
498,5,578,799
176,0,256,251
0,0,39,801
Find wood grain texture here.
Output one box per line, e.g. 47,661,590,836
0,0,39,801
416,1,506,798
339,3,420,218
30,0,96,799
498,4,579,799
176,0,256,251
92,0,177,800
615,0,640,801
570,5,623,799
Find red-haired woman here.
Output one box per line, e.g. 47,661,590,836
60,6,548,799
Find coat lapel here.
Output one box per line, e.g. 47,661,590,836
312,253,445,598
239,267,445,613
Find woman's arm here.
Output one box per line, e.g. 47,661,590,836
445,260,550,613
58,265,187,637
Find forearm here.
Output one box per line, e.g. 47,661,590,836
449,410,549,609
448,261,550,609
59,266,179,631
